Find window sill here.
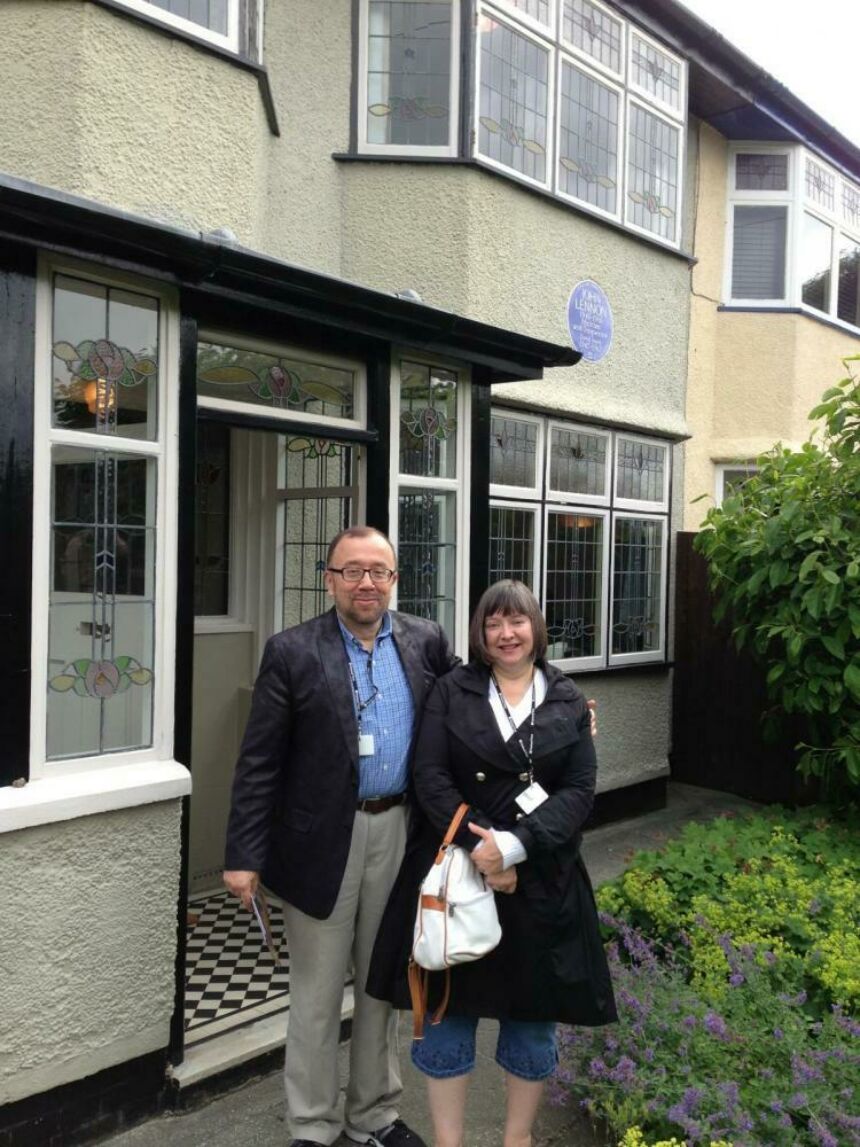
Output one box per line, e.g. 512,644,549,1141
90,0,280,138
717,305,860,340
570,660,674,677
333,152,696,264
0,759,192,834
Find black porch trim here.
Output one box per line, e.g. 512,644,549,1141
0,243,36,788
0,173,579,386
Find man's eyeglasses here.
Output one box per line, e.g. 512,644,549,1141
328,565,396,584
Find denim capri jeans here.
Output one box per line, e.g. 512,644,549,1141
411,1014,557,1082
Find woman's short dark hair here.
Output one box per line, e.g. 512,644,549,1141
469,580,548,665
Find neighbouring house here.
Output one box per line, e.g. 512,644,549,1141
0,1,855,1141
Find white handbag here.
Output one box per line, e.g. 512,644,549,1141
408,803,502,1037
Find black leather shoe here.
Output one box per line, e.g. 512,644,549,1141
345,1120,428,1147
289,1140,328,1146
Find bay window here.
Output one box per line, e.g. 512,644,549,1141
490,410,670,671
110,0,260,56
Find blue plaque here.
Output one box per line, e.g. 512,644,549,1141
567,280,613,363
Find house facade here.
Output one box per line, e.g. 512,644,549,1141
1,0,853,1140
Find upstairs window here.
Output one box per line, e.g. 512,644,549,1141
358,0,461,156
110,0,261,57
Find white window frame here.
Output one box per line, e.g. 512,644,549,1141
715,462,759,506
389,352,471,658
622,93,684,248
626,25,686,124
545,418,612,505
608,509,668,667
110,0,244,54
491,0,556,38
613,431,670,512
542,503,611,673
555,49,625,225
489,409,545,500
357,0,462,157
488,499,542,589
196,330,368,434
475,4,557,193
559,0,625,83
30,255,180,780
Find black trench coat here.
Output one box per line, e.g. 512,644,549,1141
366,661,617,1027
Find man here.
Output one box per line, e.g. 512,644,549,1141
223,526,458,1147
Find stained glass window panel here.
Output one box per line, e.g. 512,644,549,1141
559,60,619,215
735,153,788,191
549,425,608,497
399,361,458,478
562,0,622,74
545,511,604,661
490,414,538,488
194,422,231,617
805,158,835,212
731,206,787,299
52,275,159,440
842,183,860,230
800,213,832,314
147,0,229,32
281,437,354,629
397,488,456,635
367,1,453,147
626,103,679,242
615,438,666,504
489,506,536,586
503,0,550,26
197,342,356,420
837,235,860,328
478,16,549,184
630,32,682,114
48,447,156,760
612,517,662,655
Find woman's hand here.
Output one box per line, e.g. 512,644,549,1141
468,822,504,875
587,698,597,737
486,868,517,894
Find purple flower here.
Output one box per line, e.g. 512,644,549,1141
704,1012,729,1039
788,1091,809,1110
792,1055,824,1084
668,1087,704,1122
729,972,745,986
813,1127,838,1147
773,1027,784,1040
608,1055,637,1085
681,1015,697,1030
588,1057,606,1078
763,950,777,965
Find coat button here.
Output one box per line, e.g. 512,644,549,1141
515,812,524,821
518,771,529,782
475,771,486,782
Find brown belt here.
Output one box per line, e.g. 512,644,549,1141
356,792,407,814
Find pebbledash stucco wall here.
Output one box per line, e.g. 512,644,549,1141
0,800,182,1105
684,120,859,529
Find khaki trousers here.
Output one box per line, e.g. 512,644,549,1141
282,805,408,1145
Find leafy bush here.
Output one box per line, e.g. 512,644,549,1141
555,925,860,1146
617,1130,732,1147
596,807,860,1013
694,358,860,787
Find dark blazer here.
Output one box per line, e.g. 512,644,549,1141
224,607,458,919
366,661,617,1027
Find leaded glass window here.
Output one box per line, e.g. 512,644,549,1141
366,0,454,148
545,510,605,663
478,15,549,184
562,0,622,74
399,361,458,477
195,422,231,617
197,342,356,421
397,489,457,635
615,437,667,506
281,437,355,629
501,0,550,27
626,102,679,242
52,275,159,440
490,414,539,491
735,153,789,192
147,0,228,32
558,60,619,215
48,448,156,759
489,506,537,586
611,516,663,656
629,31,682,115
800,213,833,314
837,235,860,327
731,205,787,300
842,183,860,230
548,425,608,499
805,158,835,212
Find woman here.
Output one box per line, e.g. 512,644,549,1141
367,580,617,1147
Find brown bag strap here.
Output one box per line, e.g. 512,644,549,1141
434,802,470,865
431,969,452,1028
408,961,452,1040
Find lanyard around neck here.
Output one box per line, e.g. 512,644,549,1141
347,654,379,731
491,670,536,779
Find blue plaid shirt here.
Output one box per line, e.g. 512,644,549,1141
337,612,415,799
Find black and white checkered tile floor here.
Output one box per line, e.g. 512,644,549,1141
185,891,291,1044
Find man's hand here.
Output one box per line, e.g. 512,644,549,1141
468,823,504,875
223,869,259,909
587,698,597,737
486,868,517,894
